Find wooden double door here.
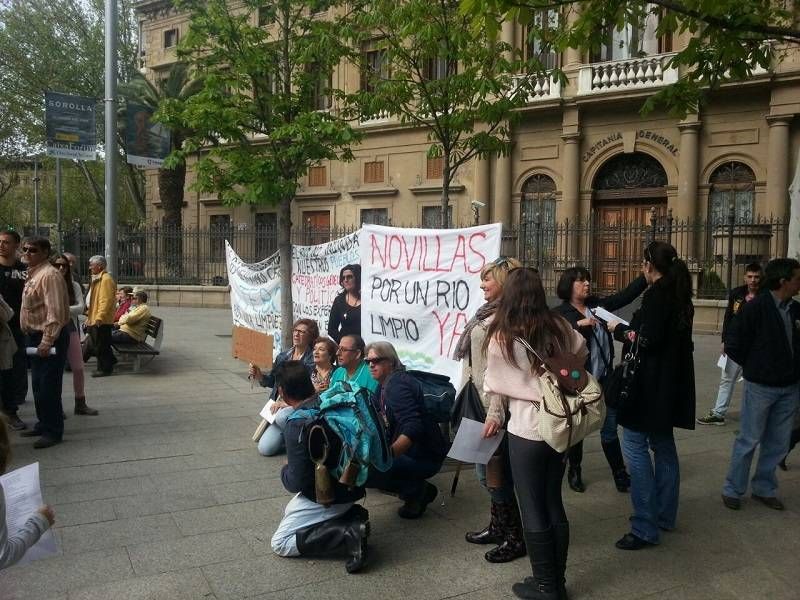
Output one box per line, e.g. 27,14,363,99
593,200,666,295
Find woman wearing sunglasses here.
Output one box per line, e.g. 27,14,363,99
327,264,361,344
52,255,98,417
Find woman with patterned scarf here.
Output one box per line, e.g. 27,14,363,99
453,256,524,563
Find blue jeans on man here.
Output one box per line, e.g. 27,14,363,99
26,328,70,441
723,380,799,499
622,428,679,544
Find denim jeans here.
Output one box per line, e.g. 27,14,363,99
723,381,799,499
257,406,293,456
621,428,680,544
26,328,70,440
271,493,355,557
600,406,620,443
475,462,515,504
711,358,743,418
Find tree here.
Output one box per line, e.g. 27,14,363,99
0,0,146,219
346,0,536,228
461,0,800,115
159,0,360,343
119,63,203,276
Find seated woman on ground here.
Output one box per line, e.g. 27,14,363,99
249,319,318,456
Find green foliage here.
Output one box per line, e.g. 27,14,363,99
159,0,360,208
345,0,539,226
462,0,800,116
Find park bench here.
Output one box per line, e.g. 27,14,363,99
111,315,164,372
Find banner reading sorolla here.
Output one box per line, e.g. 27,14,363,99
44,92,97,160
359,223,502,388
292,232,360,334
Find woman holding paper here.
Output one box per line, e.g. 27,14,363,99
249,319,317,456
453,256,526,564
0,416,55,570
483,267,587,600
554,267,646,494
605,241,695,551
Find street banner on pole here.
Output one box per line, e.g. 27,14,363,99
125,102,171,167
359,223,502,389
44,92,97,160
225,231,360,350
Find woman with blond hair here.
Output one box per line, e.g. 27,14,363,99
453,256,526,563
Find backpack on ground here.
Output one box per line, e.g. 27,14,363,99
405,369,456,423
288,381,392,488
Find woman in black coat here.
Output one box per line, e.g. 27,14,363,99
607,241,695,551
554,268,647,493
327,264,361,343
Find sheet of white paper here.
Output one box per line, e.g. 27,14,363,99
717,354,728,370
447,418,505,465
259,399,278,424
0,462,59,566
591,307,630,326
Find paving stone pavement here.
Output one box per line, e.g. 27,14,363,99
1,306,798,600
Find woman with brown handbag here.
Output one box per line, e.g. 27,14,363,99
483,268,587,600
453,256,524,563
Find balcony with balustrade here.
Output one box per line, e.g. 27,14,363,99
513,73,562,104
577,52,679,96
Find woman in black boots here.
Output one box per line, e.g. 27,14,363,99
453,256,525,563
483,268,588,600
554,267,646,494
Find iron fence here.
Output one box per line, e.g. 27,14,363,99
60,210,789,299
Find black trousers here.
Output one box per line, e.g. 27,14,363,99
26,328,69,440
111,329,136,344
88,324,115,373
0,329,28,415
508,433,567,531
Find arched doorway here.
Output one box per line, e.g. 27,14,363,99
592,152,668,293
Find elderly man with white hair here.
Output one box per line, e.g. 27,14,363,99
85,255,117,377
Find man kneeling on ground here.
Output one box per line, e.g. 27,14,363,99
270,361,370,573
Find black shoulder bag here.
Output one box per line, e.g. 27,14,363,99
603,327,642,411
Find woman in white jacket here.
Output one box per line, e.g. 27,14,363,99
483,268,587,600
52,255,97,416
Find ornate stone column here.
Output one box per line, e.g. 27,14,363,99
766,115,792,219
473,156,490,224
677,119,701,258
561,132,581,259
492,19,515,229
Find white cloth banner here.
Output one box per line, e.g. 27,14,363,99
226,232,360,350
359,223,502,389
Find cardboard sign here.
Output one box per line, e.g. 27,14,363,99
232,326,273,368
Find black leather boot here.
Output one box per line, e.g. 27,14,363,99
485,499,527,563
552,522,569,600
466,501,504,545
295,511,370,574
566,466,585,493
601,439,630,493
511,528,559,600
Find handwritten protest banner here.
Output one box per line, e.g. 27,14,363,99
359,224,502,389
226,232,360,350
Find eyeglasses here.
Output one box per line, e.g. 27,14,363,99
54,263,69,269
365,357,387,366
293,328,310,335
21,247,39,254
337,347,356,353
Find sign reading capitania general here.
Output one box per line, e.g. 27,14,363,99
44,91,97,161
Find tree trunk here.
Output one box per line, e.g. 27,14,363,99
441,153,452,228
278,193,293,349
122,161,146,218
158,160,186,279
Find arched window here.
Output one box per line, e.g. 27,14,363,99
594,152,667,191
709,161,755,225
521,174,557,257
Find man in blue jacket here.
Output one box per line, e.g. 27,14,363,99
269,361,370,573
722,258,800,511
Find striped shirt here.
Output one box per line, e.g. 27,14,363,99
20,262,69,346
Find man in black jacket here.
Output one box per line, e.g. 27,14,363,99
698,263,762,425
269,361,370,573
722,258,800,511
0,228,28,431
